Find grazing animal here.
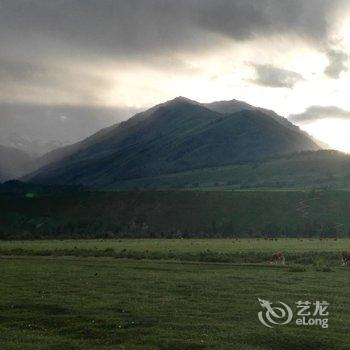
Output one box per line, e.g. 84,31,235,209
341,252,350,266
270,252,285,265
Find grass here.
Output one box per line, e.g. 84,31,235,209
2,238,350,349
0,238,348,265
1,237,348,253
1,254,350,349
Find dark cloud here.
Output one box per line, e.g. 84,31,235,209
0,0,343,104
289,105,350,123
0,0,337,58
250,64,304,88
0,56,115,105
195,0,333,43
324,49,349,78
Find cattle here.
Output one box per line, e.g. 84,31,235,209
341,252,350,266
270,251,285,265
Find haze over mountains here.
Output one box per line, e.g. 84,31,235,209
18,96,322,187
0,145,33,182
0,105,139,156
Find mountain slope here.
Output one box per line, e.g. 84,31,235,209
109,150,350,190
35,97,198,169
0,145,33,181
204,99,304,131
204,99,329,149
25,97,320,187
36,122,121,169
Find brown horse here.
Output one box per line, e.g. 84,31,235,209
342,252,350,266
270,251,285,265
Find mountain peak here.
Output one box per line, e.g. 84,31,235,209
166,96,199,106
25,96,321,187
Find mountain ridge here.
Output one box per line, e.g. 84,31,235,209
24,96,320,187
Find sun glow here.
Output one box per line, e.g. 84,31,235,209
299,118,350,154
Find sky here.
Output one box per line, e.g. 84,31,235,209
1,0,350,153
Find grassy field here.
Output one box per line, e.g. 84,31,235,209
1,239,350,349
1,253,350,349
1,237,348,253
0,238,349,265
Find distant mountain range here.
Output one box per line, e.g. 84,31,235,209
0,130,65,157
0,145,33,182
23,96,322,187
0,104,139,157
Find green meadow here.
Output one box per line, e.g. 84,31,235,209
1,239,350,349
0,238,349,265
0,237,348,253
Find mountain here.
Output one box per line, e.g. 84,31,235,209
34,98,186,169
25,97,320,187
204,99,306,131
0,145,33,181
203,99,254,114
36,123,121,169
204,99,329,149
109,150,350,190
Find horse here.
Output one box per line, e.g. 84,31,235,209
341,251,350,266
270,251,285,265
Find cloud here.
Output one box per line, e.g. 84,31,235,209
0,0,337,58
0,0,346,107
289,105,350,123
0,57,116,105
195,0,334,43
250,64,304,88
324,48,349,78
0,0,343,65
